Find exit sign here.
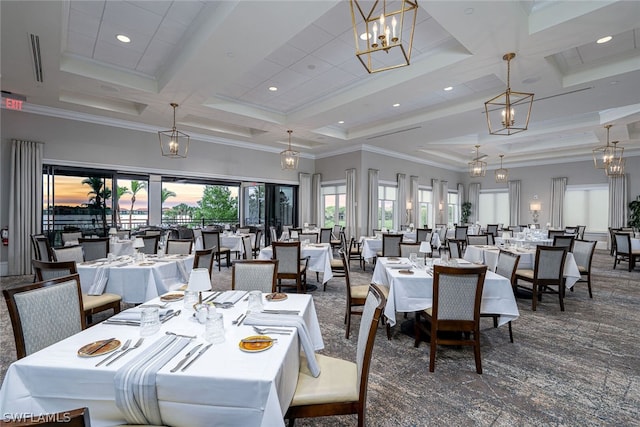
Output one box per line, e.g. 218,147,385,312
2,97,23,110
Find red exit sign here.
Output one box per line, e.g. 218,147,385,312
2,97,23,110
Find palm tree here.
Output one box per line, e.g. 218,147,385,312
161,187,177,204
128,181,147,229
115,186,130,227
82,177,111,231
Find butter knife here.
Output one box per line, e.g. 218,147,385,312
241,338,277,343
161,310,181,323
181,343,212,372
87,337,116,355
170,344,203,373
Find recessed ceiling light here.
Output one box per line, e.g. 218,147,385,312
444,86,453,91
116,34,131,43
268,86,278,92
464,8,474,15
393,103,400,107
596,36,612,44
338,120,345,124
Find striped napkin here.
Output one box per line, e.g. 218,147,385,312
114,335,190,425
109,307,175,323
213,290,246,305
243,313,321,377
87,266,109,295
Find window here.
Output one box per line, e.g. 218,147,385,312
448,192,459,226
478,190,509,226
322,184,346,228
417,188,433,228
378,185,397,230
563,184,608,232
242,184,265,226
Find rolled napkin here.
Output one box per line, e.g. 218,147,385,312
115,335,191,425
109,307,175,324
243,313,321,378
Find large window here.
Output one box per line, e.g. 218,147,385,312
417,188,433,228
478,190,509,226
322,184,346,228
563,184,608,232
162,178,239,227
448,192,459,226
378,185,397,230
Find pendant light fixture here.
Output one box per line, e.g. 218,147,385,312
605,140,625,176
495,154,508,183
280,130,299,170
158,103,190,158
469,145,487,177
593,124,624,173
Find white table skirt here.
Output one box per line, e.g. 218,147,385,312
77,255,194,303
463,245,581,288
0,293,323,427
259,244,333,284
632,238,640,251
372,257,519,327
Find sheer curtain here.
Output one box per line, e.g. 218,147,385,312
468,183,480,224
609,174,627,228
432,179,440,226
508,180,521,226
367,169,379,235
410,176,419,227
345,169,357,239
311,173,321,226
9,139,44,275
550,177,567,229
441,181,449,225
396,173,406,228
457,183,464,225
298,173,311,227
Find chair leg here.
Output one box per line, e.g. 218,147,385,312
386,320,391,340
345,309,351,339
559,283,565,311
532,283,537,311
508,321,513,343
473,330,483,374
429,335,437,372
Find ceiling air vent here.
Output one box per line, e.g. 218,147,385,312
29,33,44,83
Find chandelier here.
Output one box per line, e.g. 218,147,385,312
592,124,624,172
469,145,487,177
280,130,299,170
605,140,625,176
495,154,508,183
349,0,418,74
485,53,534,135
158,103,190,158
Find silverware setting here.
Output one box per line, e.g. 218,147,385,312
96,338,131,367
161,310,181,323
105,337,145,367
232,312,246,325
202,291,221,303
261,309,300,315
86,337,117,355
170,343,203,373
181,343,212,372
252,326,293,335
165,331,197,339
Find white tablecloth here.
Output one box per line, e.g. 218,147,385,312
372,257,519,327
463,245,581,288
0,293,323,427
360,234,441,262
109,240,135,257
195,233,255,257
632,238,640,251
77,255,194,303
259,243,333,284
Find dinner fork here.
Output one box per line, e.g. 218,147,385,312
252,326,293,335
105,337,145,366
96,338,130,367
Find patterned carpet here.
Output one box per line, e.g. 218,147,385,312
1,250,639,426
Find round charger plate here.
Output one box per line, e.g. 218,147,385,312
398,269,414,275
387,257,400,261
77,339,121,357
160,293,184,302
239,335,273,353
265,292,288,301
139,262,155,266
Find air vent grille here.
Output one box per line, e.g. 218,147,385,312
29,34,44,83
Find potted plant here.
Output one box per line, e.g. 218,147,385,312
461,202,472,224
629,196,640,230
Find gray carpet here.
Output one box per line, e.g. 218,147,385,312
1,250,639,426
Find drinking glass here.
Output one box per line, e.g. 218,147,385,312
140,307,160,337
183,290,198,311
205,312,225,344
247,290,263,313
409,253,417,264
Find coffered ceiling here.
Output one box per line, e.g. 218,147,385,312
2,0,639,171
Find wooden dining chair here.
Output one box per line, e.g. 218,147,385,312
483,250,520,343
139,235,160,255
376,233,402,258
165,238,193,255
78,237,110,261
51,245,84,263
447,239,464,259
201,231,231,271
399,242,421,258
298,232,319,244
571,239,597,298
416,228,431,242
193,248,215,278
348,237,364,271
467,234,489,246
252,229,263,258
613,233,640,272
231,259,278,293
414,265,487,374
553,235,575,252
285,284,385,427
272,241,309,293
515,246,567,311
61,231,83,245
241,235,253,259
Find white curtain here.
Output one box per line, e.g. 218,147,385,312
396,173,407,228
431,179,440,226
609,174,627,228
367,169,379,235
298,173,312,227
550,177,567,229
345,169,357,239
508,180,521,226
457,183,464,224
468,183,480,224
9,139,44,275
311,173,322,226
441,181,449,226
410,176,419,227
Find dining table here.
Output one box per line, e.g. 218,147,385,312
0,291,324,427
77,254,194,304
360,233,441,262
108,239,135,257
195,232,255,258
258,243,334,284
372,257,520,328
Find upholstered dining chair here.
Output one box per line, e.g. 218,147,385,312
165,238,193,255
482,250,520,343
319,228,332,244
52,245,84,263
231,259,278,293
30,234,48,261
298,232,319,244
272,241,309,293
414,265,487,374
330,227,343,252
400,242,421,259
553,235,575,252
61,231,83,245
447,239,464,259
486,224,499,237
252,229,263,258
547,229,566,239
3,274,86,359
348,237,364,271
613,233,640,272
193,248,215,278
570,239,597,298
78,237,109,261
341,251,370,339
241,235,253,259
201,230,231,271
139,235,160,255
31,259,122,325
285,284,385,427
269,226,278,244
416,228,431,243
467,234,490,246
376,233,403,258
515,246,568,311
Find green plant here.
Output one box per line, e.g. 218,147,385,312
461,202,472,224
629,196,640,230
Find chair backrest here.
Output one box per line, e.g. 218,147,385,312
272,241,302,275
0,407,91,427
467,234,489,246
139,235,159,254
534,246,567,282
253,229,263,250
299,232,318,244
432,265,486,323
564,226,578,235
319,228,332,244
270,226,278,243
576,225,586,240
614,233,631,255
78,237,109,261
355,284,385,400
572,239,596,272
548,229,566,239
61,231,83,245
332,224,342,237
241,235,252,259
116,230,130,240
290,228,302,240
201,231,221,251
192,228,203,240
32,259,78,281
232,260,278,293
486,224,499,236
144,230,161,237
509,225,522,233
237,228,250,234
52,245,84,263
3,274,86,359
437,226,447,242
455,226,468,240
381,234,403,257
553,235,575,251
416,228,431,242
495,250,520,286
33,235,52,261
400,242,421,258
448,239,464,258
165,239,193,255
194,248,215,278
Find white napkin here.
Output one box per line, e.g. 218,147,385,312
110,307,175,322
244,313,321,378
87,266,109,295
213,290,246,305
